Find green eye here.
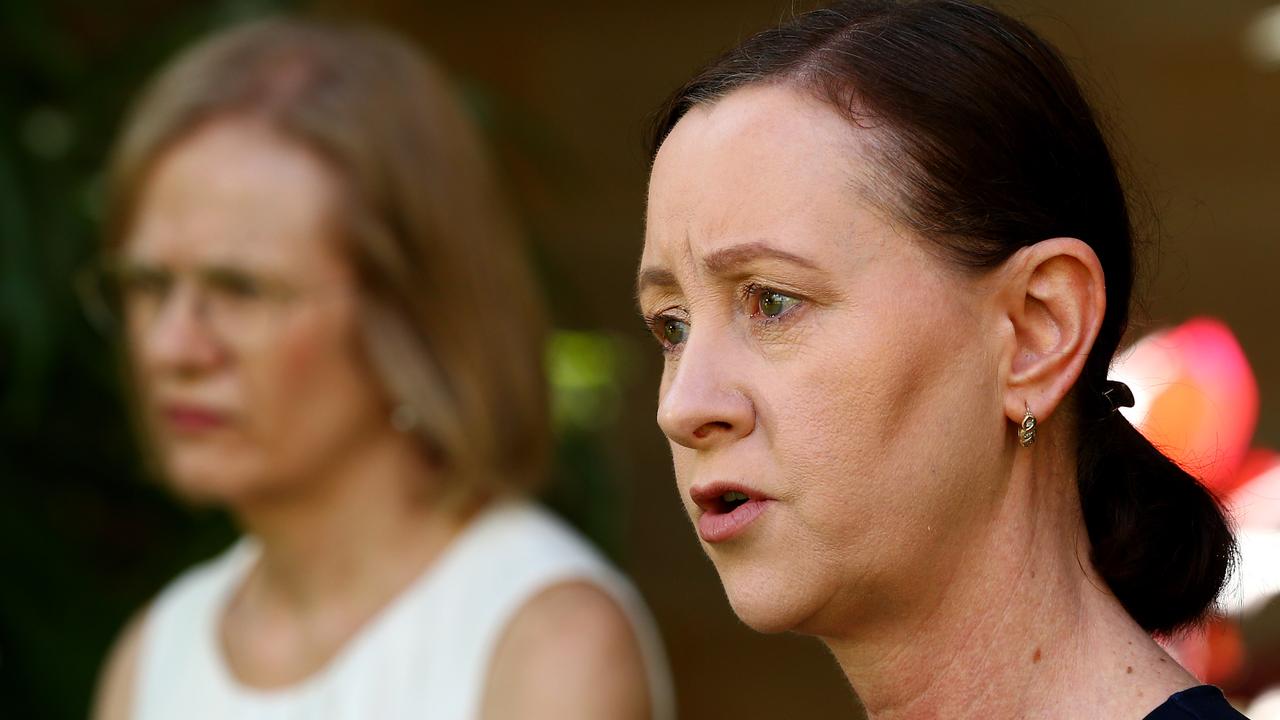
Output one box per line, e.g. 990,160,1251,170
662,318,689,347
759,290,800,318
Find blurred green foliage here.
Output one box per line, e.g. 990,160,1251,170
0,2,630,717
543,331,641,560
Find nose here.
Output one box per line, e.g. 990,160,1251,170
656,332,755,450
136,284,227,375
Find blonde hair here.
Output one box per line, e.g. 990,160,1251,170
107,18,550,496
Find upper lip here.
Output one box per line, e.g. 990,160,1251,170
690,481,772,514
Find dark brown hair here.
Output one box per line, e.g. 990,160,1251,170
649,0,1234,636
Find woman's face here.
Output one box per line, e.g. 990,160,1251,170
122,119,385,505
639,84,1014,636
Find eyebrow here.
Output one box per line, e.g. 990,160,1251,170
701,241,819,274
635,241,819,301
635,266,678,300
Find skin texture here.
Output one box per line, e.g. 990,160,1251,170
93,119,648,720
638,83,1198,719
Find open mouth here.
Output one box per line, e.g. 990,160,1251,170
712,490,751,514
691,484,766,515
690,484,772,543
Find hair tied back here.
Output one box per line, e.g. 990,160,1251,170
1100,380,1135,416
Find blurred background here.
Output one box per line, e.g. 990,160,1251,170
1,0,1277,718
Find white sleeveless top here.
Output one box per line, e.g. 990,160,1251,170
133,500,675,719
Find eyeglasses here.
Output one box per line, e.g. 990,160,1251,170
75,257,309,349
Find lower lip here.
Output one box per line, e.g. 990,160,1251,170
697,499,771,543
164,408,228,433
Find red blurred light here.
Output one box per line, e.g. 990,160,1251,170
1113,317,1260,493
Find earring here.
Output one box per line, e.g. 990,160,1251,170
1018,402,1037,447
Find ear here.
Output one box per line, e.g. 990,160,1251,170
998,238,1106,427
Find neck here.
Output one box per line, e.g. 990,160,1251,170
231,428,482,611
820,437,1197,720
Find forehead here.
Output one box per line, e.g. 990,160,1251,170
642,82,882,273
125,119,342,273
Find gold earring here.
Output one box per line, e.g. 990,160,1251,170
1018,402,1037,447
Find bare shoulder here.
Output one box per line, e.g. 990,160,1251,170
91,607,149,720
481,580,651,720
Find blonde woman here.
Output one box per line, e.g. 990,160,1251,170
91,19,671,720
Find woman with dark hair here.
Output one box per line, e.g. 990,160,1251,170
637,1,1245,717
90,18,672,720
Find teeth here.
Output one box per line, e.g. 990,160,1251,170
722,491,750,503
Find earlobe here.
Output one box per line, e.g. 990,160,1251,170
1001,238,1106,426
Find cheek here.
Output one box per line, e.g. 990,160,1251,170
769,292,1002,568
277,319,341,383
244,305,382,465
257,319,339,408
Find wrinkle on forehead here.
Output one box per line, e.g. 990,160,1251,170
642,84,884,289
635,219,693,302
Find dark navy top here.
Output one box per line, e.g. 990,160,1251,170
1144,685,1249,719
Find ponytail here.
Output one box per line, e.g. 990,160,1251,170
647,0,1240,635
1076,405,1236,636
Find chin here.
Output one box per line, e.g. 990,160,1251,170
166,469,261,506
713,554,824,635
161,446,272,506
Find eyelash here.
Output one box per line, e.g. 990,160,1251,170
642,282,804,355
642,311,687,356
740,282,796,324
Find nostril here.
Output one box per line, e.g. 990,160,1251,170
692,421,732,440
